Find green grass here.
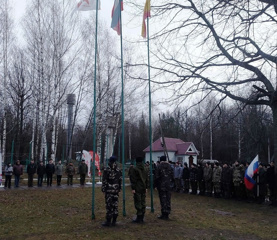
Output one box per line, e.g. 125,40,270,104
1,187,277,240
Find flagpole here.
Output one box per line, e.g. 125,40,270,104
147,16,154,213
92,0,99,220
119,0,126,217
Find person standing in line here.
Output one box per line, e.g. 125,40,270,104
78,159,88,186
221,163,232,199
27,159,37,187
173,162,182,192
46,159,55,187
129,156,148,223
204,162,213,196
101,156,122,227
66,162,75,186
4,163,13,189
56,160,63,186
212,162,222,198
13,160,23,188
155,155,174,220
182,162,190,193
190,163,198,195
37,161,45,187
197,163,205,195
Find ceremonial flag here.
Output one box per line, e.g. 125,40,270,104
111,0,123,35
141,0,151,38
244,155,259,190
77,0,101,11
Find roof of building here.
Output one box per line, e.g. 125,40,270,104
143,137,198,155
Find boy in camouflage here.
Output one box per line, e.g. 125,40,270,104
101,156,122,227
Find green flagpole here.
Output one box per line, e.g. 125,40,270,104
119,0,126,217
147,16,154,213
92,0,99,220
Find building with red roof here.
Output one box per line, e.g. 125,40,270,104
143,137,199,167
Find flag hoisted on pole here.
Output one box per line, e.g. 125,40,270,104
111,0,123,35
0,151,3,187
77,0,101,11
244,155,259,190
141,0,154,212
77,0,100,220
141,0,151,38
111,0,126,216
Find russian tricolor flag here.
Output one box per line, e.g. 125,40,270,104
111,0,123,35
244,155,259,190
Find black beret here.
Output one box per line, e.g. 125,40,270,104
160,156,166,162
136,157,143,163
109,156,117,163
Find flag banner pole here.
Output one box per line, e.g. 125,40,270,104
0,151,3,188
147,16,154,213
92,0,100,220
119,0,126,217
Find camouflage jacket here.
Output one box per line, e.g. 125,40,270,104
212,166,222,183
129,162,148,193
203,166,212,181
101,163,122,194
155,162,174,191
232,165,244,182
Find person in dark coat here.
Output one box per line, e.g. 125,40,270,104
256,163,267,204
190,164,198,195
101,156,122,227
221,163,232,199
129,157,148,223
13,160,23,188
37,161,45,187
266,161,276,203
46,159,55,187
155,155,174,220
78,159,88,186
27,159,37,187
66,162,75,186
182,162,190,193
197,163,205,195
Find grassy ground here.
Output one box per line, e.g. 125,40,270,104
1,186,277,240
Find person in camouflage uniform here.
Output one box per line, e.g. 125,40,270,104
155,155,174,220
101,156,122,227
221,163,232,199
78,159,88,186
129,157,148,223
212,162,222,197
203,162,213,196
232,161,244,200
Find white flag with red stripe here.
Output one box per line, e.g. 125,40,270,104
77,0,101,11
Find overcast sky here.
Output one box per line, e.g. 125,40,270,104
12,0,142,40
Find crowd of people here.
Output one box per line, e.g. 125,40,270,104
3,159,88,188
152,159,276,205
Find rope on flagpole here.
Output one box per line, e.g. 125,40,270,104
119,0,126,217
91,0,100,220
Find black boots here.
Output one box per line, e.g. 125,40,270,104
102,217,111,227
111,215,117,226
132,215,143,223
158,212,169,220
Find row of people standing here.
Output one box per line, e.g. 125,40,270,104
171,160,276,204
3,159,88,188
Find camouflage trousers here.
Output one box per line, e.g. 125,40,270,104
158,190,171,214
105,193,119,218
205,180,212,194
133,192,146,216
213,181,221,194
